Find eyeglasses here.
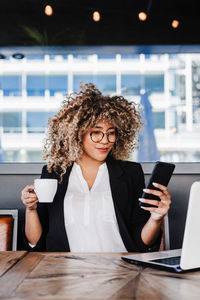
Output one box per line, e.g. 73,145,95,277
89,130,116,143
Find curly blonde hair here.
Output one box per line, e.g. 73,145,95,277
43,83,142,181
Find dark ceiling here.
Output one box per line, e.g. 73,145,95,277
0,0,200,46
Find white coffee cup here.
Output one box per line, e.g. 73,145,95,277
34,179,58,203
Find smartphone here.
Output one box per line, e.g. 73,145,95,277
139,161,175,208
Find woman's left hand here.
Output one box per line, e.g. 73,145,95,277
139,182,171,221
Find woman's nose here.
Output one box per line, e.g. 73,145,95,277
100,133,109,143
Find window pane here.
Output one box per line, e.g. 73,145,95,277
1,76,22,96
27,112,55,133
26,56,45,60
121,54,140,60
49,55,68,60
121,75,141,95
95,75,116,93
26,151,42,161
73,55,90,60
144,75,164,93
98,55,116,59
27,76,46,96
2,112,22,133
73,75,94,92
153,112,165,129
48,75,68,96
3,150,21,162
73,74,116,94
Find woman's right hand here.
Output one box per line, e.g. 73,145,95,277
21,184,39,210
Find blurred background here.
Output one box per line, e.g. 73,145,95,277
0,0,200,163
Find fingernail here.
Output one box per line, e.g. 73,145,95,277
153,182,158,186
143,188,148,192
139,198,144,201
140,206,146,210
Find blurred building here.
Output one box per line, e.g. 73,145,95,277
0,52,199,162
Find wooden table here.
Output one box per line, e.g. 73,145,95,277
1,251,200,299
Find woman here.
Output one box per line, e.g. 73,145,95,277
21,83,171,252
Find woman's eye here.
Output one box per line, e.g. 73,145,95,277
108,132,115,135
93,131,101,135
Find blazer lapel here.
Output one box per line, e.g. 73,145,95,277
106,157,129,218
52,164,73,250
106,157,136,250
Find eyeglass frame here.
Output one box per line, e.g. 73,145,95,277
89,130,117,143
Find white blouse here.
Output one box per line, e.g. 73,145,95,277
63,162,127,252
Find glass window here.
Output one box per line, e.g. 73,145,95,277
1,76,22,96
153,112,165,129
27,76,46,96
121,75,141,95
122,74,164,95
27,75,68,96
3,150,21,162
1,112,22,133
179,75,186,100
145,54,151,60
121,54,140,60
26,151,42,162
144,74,164,93
98,55,116,59
73,55,90,60
192,62,200,125
48,75,68,96
0,48,199,163
27,112,56,133
169,54,178,59
26,56,45,60
169,73,177,96
73,75,94,92
49,55,68,61
95,75,116,93
169,73,185,99
73,75,116,94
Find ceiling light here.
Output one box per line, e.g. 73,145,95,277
172,19,179,29
12,53,25,59
44,5,53,16
93,11,101,22
138,12,147,21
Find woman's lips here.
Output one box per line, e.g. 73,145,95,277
96,148,109,152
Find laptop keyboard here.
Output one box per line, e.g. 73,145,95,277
150,256,181,266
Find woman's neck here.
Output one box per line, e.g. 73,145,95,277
76,154,105,190
76,154,105,170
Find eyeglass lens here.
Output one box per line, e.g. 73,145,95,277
90,131,116,143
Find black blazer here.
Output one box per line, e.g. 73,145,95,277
24,157,161,252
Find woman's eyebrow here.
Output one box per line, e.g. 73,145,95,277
93,126,115,130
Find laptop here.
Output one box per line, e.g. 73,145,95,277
121,181,200,273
